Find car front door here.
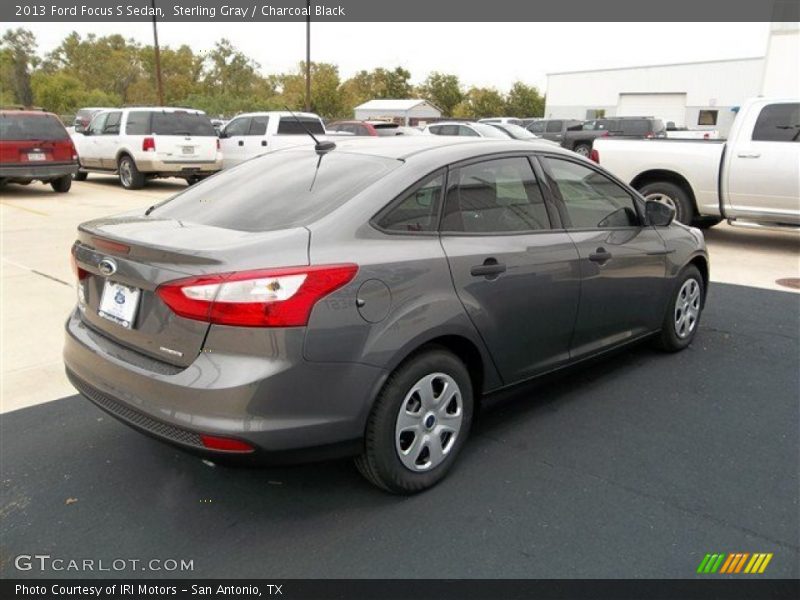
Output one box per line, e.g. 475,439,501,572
79,112,107,168
539,155,669,359
439,156,581,384
726,102,800,218
98,111,122,169
219,117,251,169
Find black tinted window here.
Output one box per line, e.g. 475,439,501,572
151,112,216,136
0,114,68,140
277,117,325,135
376,172,443,233
441,157,551,233
152,150,399,232
545,121,563,133
103,111,121,134
248,116,269,136
620,120,650,135
125,111,151,135
544,158,639,229
752,103,800,142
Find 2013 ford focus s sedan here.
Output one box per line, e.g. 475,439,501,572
64,137,709,493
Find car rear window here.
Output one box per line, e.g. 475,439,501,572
0,114,68,140
151,112,216,136
277,117,325,135
150,150,400,232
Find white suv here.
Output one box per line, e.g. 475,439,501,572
73,107,222,189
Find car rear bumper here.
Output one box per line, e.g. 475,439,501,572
63,309,386,462
136,156,223,175
0,162,78,180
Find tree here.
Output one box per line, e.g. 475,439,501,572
280,62,343,118
505,81,545,117
452,86,506,119
1,28,38,106
417,72,462,117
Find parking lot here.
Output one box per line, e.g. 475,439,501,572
1,177,798,578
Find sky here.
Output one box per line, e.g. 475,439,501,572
7,21,771,92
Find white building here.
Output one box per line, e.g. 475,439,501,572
354,99,442,126
544,23,799,136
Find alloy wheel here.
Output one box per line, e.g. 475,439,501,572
674,278,701,339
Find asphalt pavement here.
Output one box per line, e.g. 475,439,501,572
1,282,798,579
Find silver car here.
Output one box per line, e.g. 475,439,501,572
65,137,709,493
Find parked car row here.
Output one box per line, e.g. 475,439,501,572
528,117,667,156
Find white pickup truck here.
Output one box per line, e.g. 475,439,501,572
592,98,799,229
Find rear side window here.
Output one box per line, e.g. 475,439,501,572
752,103,800,142
248,116,269,136
277,117,325,135
621,120,650,135
543,158,639,229
441,157,551,233
375,172,444,233
151,150,400,232
125,111,151,135
151,112,215,136
545,121,563,133
0,114,68,140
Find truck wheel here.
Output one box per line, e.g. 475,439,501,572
50,175,72,193
118,155,145,190
573,143,591,157
355,347,474,494
654,265,704,352
695,217,722,230
640,181,694,225
73,170,88,181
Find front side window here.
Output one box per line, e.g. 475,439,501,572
698,110,718,126
102,111,121,135
223,117,250,137
441,157,551,233
544,158,639,228
752,103,800,142
375,172,444,233
529,121,546,133
88,112,107,136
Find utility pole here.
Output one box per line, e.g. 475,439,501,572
151,0,165,105
305,0,311,112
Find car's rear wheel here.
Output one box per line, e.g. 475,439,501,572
50,175,72,193
118,155,145,190
640,181,693,225
573,143,591,157
355,347,473,494
655,265,704,352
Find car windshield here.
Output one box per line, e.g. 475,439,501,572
151,149,400,232
0,114,68,140
472,123,511,139
151,112,216,136
495,123,537,139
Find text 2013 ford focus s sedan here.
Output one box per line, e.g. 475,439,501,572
64,137,709,493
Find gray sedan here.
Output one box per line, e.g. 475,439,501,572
65,137,708,493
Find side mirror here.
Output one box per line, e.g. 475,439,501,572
645,199,675,227
74,123,86,134
218,130,228,139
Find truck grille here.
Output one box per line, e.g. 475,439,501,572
67,369,204,449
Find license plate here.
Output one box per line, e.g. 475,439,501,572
98,280,141,329
182,146,195,155
27,152,46,161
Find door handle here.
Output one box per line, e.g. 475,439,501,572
238,140,244,146
261,140,267,147
470,259,507,278
736,152,761,158
588,248,612,264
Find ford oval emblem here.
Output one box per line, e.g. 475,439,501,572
98,258,117,276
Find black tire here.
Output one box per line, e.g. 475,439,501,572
186,175,203,186
50,175,72,193
654,265,704,352
355,347,474,494
118,155,145,190
639,181,694,225
73,170,88,181
573,143,592,157
696,217,722,230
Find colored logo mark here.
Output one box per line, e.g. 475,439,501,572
696,552,773,574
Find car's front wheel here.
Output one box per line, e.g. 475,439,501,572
118,155,145,190
655,265,704,352
355,347,474,494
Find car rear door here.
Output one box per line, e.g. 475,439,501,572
538,155,668,359
219,116,251,169
726,102,800,218
244,115,270,158
542,120,564,143
439,155,581,384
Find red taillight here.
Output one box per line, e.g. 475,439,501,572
70,253,89,281
142,137,156,152
200,434,254,453
589,149,600,163
156,264,359,327
69,140,78,161
646,132,654,139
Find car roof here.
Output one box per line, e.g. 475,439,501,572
279,136,574,163
0,110,57,117
234,111,320,119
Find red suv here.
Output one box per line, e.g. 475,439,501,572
0,110,79,193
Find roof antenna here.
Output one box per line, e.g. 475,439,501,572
284,105,335,156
